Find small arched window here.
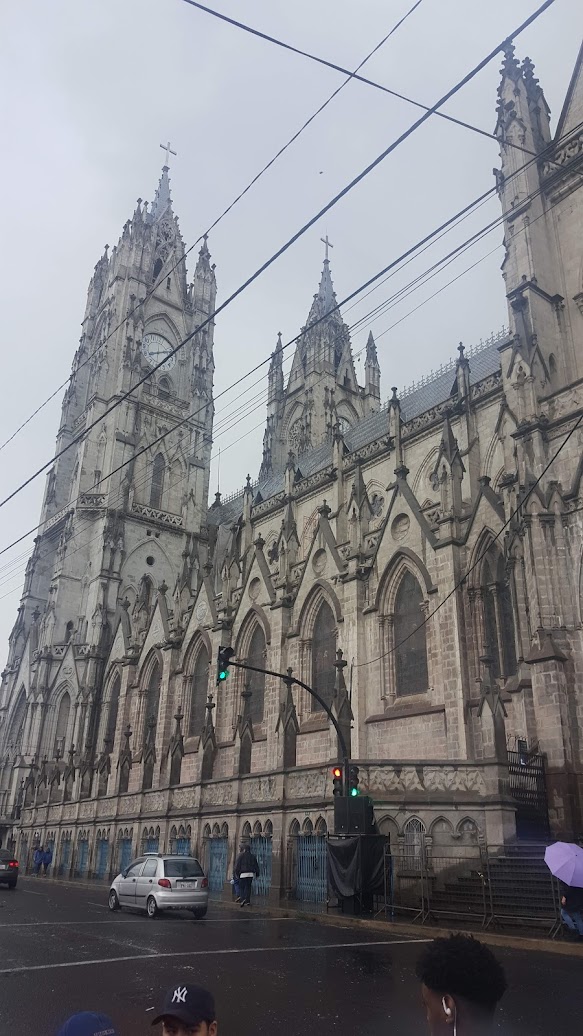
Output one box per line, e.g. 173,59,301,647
158,377,172,400
189,646,209,738
150,454,165,510
246,625,266,724
152,257,163,282
311,600,336,713
394,571,429,696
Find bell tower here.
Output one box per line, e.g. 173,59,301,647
0,158,216,759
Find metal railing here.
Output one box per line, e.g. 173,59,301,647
376,840,562,937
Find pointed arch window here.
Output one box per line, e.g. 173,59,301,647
150,454,165,510
144,659,161,746
481,548,517,680
105,674,121,750
189,646,209,738
394,570,428,696
311,600,336,713
54,692,71,758
246,625,266,724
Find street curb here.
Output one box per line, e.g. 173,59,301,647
22,876,583,958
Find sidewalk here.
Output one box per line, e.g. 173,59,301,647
23,875,583,959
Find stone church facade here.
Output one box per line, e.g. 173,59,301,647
1,45,583,896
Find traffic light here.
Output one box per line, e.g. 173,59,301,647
331,765,343,796
349,765,360,797
216,646,235,686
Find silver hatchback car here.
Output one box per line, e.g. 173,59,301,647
108,854,209,919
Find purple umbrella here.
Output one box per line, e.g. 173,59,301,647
544,841,583,888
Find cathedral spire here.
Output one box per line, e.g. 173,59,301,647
149,164,173,222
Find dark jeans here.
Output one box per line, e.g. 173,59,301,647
239,877,253,904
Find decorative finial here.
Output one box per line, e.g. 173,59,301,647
320,234,333,262
160,141,177,167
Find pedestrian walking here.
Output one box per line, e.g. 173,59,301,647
416,934,507,1036
233,841,259,907
43,844,54,876
561,884,583,939
56,1011,119,1036
151,982,217,1036
231,873,242,903
33,844,44,876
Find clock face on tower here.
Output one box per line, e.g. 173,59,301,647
141,332,176,371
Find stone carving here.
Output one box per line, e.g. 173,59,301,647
312,549,328,576
423,767,487,795
286,769,326,798
391,514,410,541
248,577,261,602
62,804,76,821
43,507,69,533
541,130,583,178
195,600,209,623
172,787,194,809
48,805,61,821
240,775,276,802
79,800,95,819
364,764,487,796
131,501,183,527
143,791,166,813
203,782,234,807
79,494,107,509
118,795,137,815
97,799,113,817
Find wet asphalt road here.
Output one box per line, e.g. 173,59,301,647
0,878,582,1036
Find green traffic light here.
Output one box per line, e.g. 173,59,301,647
350,787,360,796
219,670,228,681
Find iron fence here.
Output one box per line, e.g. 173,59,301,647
376,839,562,936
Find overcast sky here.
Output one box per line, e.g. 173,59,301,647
0,0,580,651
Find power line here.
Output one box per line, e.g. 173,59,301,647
0,113,575,566
0,0,557,513
0,170,572,599
357,400,583,670
179,0,539,156
0,4,421,456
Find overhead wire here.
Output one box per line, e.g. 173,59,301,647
0,2,423,456
0,0,556,511
0,170,575,601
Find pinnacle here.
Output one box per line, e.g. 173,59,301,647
150,164,173,222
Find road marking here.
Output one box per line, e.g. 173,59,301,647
0,938,431,975
17,889,44,896
0,916,301,928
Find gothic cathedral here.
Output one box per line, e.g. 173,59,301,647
1,44,583,894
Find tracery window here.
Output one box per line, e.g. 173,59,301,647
394,571,429,696
311,601,336,713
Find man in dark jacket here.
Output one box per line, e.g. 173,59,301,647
233,843,259,907
561,884,583,938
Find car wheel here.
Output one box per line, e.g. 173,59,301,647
146,896,158,919
192,907,207,919
108,890,120,911
7,882,17,890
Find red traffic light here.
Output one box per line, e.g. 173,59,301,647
332,766,343,796
331,766,342,779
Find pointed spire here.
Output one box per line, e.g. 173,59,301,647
195,233,212,275
150,164,172,222
365,331,379,368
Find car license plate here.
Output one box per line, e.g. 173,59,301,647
0,864,7,870
176,881,194,889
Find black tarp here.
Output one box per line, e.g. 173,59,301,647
327,835,388,898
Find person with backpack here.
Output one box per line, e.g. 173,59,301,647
233,842,260,907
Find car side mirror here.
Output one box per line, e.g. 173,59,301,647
121,868,128,878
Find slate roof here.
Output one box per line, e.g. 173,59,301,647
207,336,505,528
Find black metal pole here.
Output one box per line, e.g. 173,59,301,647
227,658,350,791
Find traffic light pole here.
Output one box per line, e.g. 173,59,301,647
226,658,350,794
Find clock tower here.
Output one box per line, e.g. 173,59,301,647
0,162,216,761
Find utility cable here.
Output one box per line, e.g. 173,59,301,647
0,173,571,598
180,0,540,157
0,3,421,456
0,0,557,512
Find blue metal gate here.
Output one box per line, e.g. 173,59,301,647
208,838,228,892
295,836,327,903
46,839,55,875
59,839,71,877
176,837,190,855
96,838,109,879
144,834,159,854
250,837,272,898
76,838,89,877
119,838,132,873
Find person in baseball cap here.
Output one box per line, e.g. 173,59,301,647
152,983,217,1036
56,1012,119,1036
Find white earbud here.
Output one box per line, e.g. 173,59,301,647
442,998,452,1018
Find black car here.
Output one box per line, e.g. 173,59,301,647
0,848,19,888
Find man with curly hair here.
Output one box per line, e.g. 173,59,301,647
416,934,507,1036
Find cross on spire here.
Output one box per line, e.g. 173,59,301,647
320,234,333,262
160,141,177,167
